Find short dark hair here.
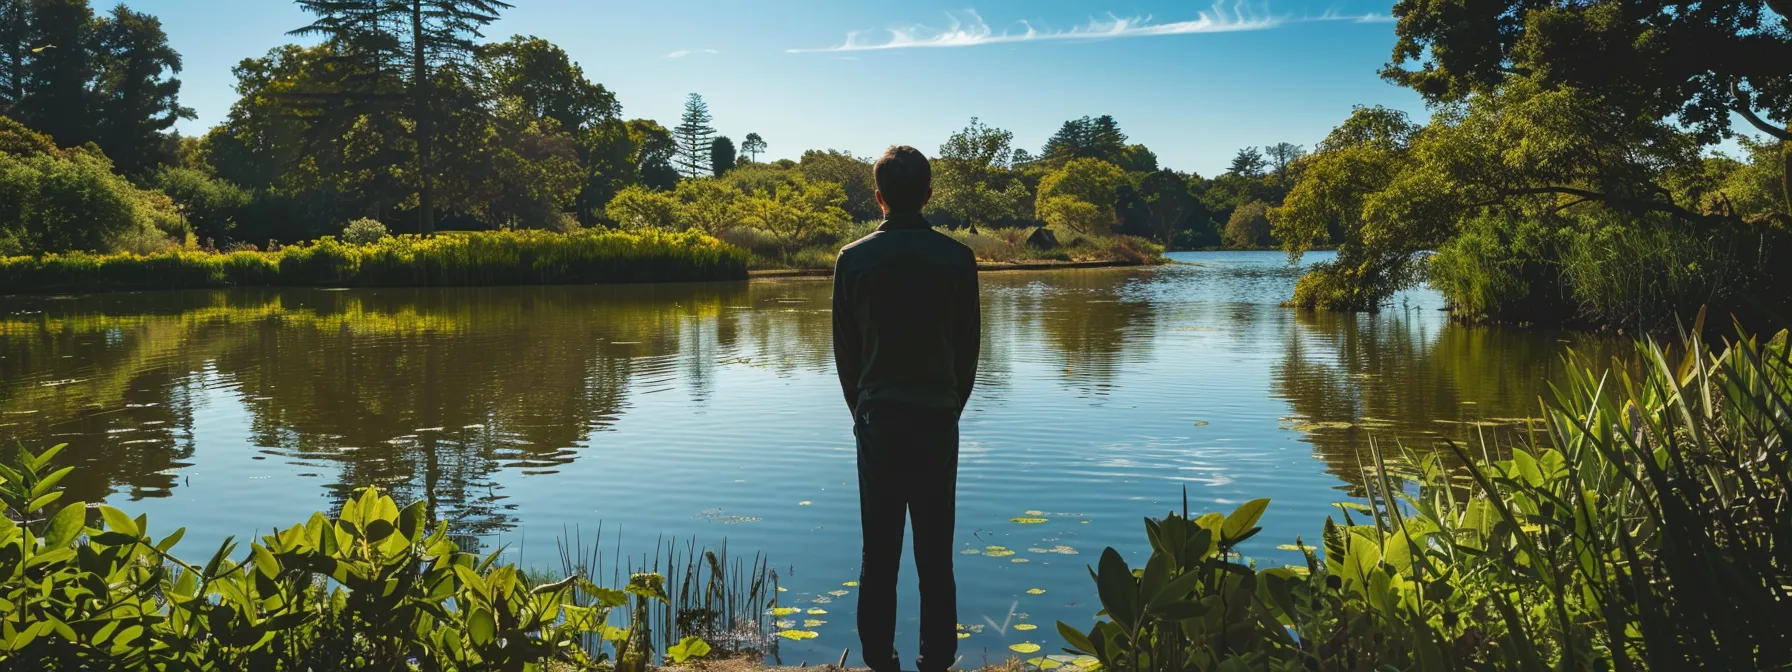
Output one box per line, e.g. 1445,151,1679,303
874,145,931,214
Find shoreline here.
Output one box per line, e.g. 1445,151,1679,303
748,258,1149,280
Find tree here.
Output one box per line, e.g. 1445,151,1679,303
1038,196,1105,235
1116,144,1158,173
1385,0,1792,220
626,118,677,190
18,0,97,148
1227,147,1267,178
733,174,848,248
797,149,876,221
291,0,514,235
1040,115,1128,164
604,184,678,230
0,0,27,115
1223,201,1272,248
672,176,742,234
740,132,765,162
477,36,621,225
1264,142,1305,178
933,117,1027,229
94,5,192,176
1035,158,1126,231
672,92,714,179
1133,169,1199,244
709,135,734,176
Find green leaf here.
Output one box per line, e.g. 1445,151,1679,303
44,501,86,548
668,635,712,663
1221,499,1270,543
99,505,138,538
25,491,62,514
1138,553,1170,604
252,544,280,579
1057,621,1098,655
156,528,186,554
1095,548,1139,632
30,466,72,499
467,608,496,646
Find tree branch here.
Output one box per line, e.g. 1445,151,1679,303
1483,186,1730,225
1731,81,1792,142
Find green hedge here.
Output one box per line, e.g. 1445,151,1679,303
0,229,750,293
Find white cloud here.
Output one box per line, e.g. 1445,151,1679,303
788,2,1391,53
664,48,721,59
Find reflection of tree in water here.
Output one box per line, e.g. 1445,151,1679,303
0,284,748,538
989,270,1160,396
1272,308,1621,491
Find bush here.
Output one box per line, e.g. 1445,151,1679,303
1059,326,1792,670
0,229,750,293
1428,213,1575,323
340,217,390,245
1222,200,1274,249
149,166,252,246
0,443,713,670
0,149,188,257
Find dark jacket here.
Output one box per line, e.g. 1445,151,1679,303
832,213,981,417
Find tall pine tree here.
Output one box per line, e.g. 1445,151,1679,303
94,5,191,175
672,93,714,179
292,0,512,234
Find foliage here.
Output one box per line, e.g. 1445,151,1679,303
340,217,389,245
1038,196,1106,236
1063,325,1792,670
92,4,192,176
148,166,252,247
710,136,735,177
0,442,714,670
0,131,188,257
1226,147,1266,178
0,228,748,292
1036,158,1125,232
740,132,765,162
1222,201,1273,249
797,149,877,221
731,175,849,248
1040,115,1127,166
933,117,1030,229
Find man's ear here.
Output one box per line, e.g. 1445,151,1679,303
875,190,887,214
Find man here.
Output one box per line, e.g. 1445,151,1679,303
833,145,980,672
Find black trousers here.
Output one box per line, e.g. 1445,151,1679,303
854,401,960,672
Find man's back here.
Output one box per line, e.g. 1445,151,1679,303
832,214,980,414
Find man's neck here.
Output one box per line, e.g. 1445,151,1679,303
880,212,930,230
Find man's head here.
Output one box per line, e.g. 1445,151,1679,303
873,145,932,216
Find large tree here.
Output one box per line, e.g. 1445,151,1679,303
1040,114,1128,165
626,118,677,191
94,5,191,176
477,36,621,224
1227,147,1267,178
18,0,97,148
709,135,734,176
292,0,513,235
740,131,765,162
672,92,714,179
933,117,1028,229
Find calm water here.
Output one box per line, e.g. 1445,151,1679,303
0,251,1614,664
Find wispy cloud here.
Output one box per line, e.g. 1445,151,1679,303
664,48,720,59
787,2,1390,53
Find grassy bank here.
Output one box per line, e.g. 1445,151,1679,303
727,222,1166,271
0,229,749,294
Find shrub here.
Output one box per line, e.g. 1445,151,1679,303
1222,200,1274,249
340,217,390,245
1059,325,1792,670
0,229,749,293
0,149,188,257
149,166,252,246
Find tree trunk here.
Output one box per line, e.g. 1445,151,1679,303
411,0,434,236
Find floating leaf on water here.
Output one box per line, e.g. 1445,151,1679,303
1010,643,1042,654
777,586,788,592
798,501,812,506
1014,623,1038,631
957,632,970,639
770,607,801,617
1073,655,1100,668
828,590,850,597
960,548,983,555
775,630,819,641
1192,421,1209,427
804,619,827,627
843,581,859,587
984,546,1015,557
775,619,796,629
1025,510,1046,516
1029,657,1063,670
812,597,832,604
1080,520,1090,524
1277,544,1308,552
1011,517,1048,524
1026,588,1046,595
1011,558,1029,563
807,608,827,615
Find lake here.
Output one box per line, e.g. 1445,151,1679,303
0,250,1616,665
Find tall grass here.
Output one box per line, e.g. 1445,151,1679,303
1060,318,1792,670
0,229,749,293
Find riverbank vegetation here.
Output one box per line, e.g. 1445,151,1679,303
1269,1,1792,330
0,228,748,293
1056,323,1792,670
0,441,784,670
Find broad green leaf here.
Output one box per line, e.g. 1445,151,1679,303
44,501,86,548
1010,642,1041,654
1222,499,1270,542
668,635,712,663
99,505,138,538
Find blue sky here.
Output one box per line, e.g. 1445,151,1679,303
131,0,1422,177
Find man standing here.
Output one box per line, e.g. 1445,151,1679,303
833,145,981,672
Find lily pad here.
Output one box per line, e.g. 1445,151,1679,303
1011,558,1030,563
804,619,827,627
799,501,812,506
828,590,850,597
807,608,828,615
985,545,1016,557
1010,643,1042,654
770,607,802,617
957,632,970,639
777,586,788,592
1025,510,1046,516
776,630,819,641
1026,588,1046,595
960,548,983,555
812,596,833,604
1028,658,1063,670
843,581,859,587
775,619,795,629
1014,623,1038,631
1193,421,1209,427
1011,517,1049,525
